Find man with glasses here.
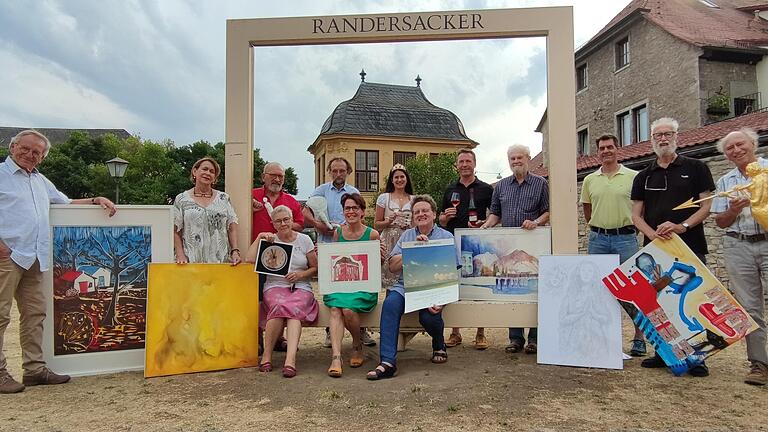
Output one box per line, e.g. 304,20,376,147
630,117,715,377
252,162,304,240
712,128,768,386
302,158,376,347
1,130,117,394
252,162,305,354
580,134,647,357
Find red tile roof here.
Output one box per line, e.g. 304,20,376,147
532,111,768,177
577,0,768,56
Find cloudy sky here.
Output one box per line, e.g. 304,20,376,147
0,0,631,197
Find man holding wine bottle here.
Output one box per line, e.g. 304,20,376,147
439,149,494,349
482,144,549,355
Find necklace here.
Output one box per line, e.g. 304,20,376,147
193,188,213,198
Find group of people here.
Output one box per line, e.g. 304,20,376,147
0,117,766,393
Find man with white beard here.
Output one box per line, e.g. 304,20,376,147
630,117,715,377
482,144,549,355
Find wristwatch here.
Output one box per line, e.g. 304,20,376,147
681,222,690,231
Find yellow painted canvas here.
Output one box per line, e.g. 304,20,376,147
145,264,259,377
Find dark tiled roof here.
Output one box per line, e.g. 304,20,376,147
311,81,477,149
577,0,768,59
532,111,768,177
0,127,131,148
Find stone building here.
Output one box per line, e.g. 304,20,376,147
537,0,768,159
307,71,477,204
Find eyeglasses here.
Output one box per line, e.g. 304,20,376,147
652,131,676,140
644,173,667,191
264,172,284,179
272,217,292,225
343,206,361,212
14,145,44,158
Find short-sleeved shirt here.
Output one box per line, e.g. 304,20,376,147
712,157,768,236
263,232,315,293
630,155,715,254
440,178,494,233
388,225,457,298
251,187,304,241
310,182,360,243
490,173,549,228
0,156,71,271
580,164,637,229
173,190,239,263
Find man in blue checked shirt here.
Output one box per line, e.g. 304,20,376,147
482,144,549,355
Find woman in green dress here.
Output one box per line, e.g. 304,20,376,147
325,193,386,377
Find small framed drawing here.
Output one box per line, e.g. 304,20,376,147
254,239,293,276
42,205,174,377
317,240,381,294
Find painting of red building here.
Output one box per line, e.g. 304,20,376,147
331,254,368,282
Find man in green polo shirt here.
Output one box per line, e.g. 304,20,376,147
580,134,646,356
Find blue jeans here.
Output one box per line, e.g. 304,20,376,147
379,290,445,366
587,231,639,263
509,327,536,344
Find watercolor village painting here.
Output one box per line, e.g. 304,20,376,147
52,226,152,356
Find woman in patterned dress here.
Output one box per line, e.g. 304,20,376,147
374,164,413,288
173,157,241,265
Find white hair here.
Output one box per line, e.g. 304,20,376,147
716,127,759,154
9,129,52,157
263,161,285,173
270,205,292,219
506,144,531,158
650,117,679,134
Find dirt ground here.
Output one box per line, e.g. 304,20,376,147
2,305,766,432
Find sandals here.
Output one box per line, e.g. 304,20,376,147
328,355,343,378
282,365,297,378
445,333,462,348
524,342,537,354
431,350,448,364
350,344,364,368
505,340,523,353
258,361,272,372
366,362,397,380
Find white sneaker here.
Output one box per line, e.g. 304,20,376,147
361,328,377,347
323,328,332,348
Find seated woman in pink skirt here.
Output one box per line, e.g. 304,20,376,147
245,204,318,378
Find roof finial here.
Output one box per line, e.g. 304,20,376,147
360,69,366,82
415,74,422,87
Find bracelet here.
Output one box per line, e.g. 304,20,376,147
230,248,240,255
91,197,97,204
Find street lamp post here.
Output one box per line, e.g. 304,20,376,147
105,157,129,204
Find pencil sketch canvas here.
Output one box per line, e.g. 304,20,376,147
538,255,623,369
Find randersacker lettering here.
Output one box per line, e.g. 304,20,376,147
312,14,484,34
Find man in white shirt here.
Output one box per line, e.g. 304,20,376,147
0,130,116,394
712,127,768,386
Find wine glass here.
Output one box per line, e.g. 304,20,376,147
450,192,460,208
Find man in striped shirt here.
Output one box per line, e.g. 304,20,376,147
712,128,768,386
482,144,549,354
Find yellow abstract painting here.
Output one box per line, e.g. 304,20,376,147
145,264,259,377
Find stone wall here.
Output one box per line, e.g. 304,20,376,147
576,147,768,290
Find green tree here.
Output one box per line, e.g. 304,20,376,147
405,152,458,206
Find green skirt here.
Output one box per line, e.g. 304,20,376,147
323,291,378,313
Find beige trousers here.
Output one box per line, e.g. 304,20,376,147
0,257,46,374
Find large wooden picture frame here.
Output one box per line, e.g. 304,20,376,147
225,7,577,327
42,205,173,376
